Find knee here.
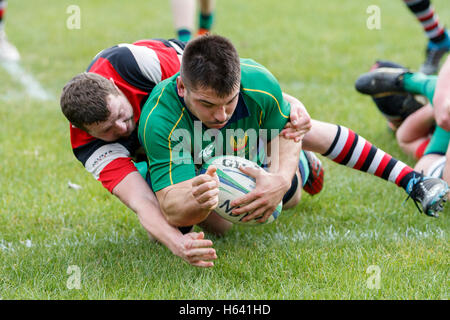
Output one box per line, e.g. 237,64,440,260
208,221,233,237
395,127,407,149
283,187,302,209
198,212,233,237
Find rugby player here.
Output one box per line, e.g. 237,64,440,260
0,0,20,61
403,0,450,75
60,38,313,268
171,0,215,41
355,55,450,185
139,35,448,232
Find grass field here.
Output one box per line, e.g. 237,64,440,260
0,0,448,299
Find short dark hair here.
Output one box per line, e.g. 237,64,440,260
60,72,119,131
181,35,241,97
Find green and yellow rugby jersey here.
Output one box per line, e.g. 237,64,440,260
138,58,291,192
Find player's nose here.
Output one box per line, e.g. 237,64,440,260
214,106,227,123
115,120,128,134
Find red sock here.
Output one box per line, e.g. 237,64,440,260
415,138,430,159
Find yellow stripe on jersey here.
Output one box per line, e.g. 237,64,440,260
243,88,289,119
241,62,267,71
142,86,167,152
168,107,186,185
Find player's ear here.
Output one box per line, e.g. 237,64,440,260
176,76,186,97
109,77,121,93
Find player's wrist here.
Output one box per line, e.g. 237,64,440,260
270,172,292,193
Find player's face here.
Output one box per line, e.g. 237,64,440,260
84,94,135,142
178,77,239,129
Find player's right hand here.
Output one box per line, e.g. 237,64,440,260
191,165,220,211
176,231,217,268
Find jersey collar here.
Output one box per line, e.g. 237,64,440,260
176,87,251,128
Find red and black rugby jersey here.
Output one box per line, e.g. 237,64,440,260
69,39,184,192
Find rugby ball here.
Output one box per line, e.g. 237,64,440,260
199,155,282,226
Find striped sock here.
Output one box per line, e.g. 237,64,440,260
298,150,310,187
322,125,420,191
403,0,446,43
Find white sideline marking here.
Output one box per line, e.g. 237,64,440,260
0,225,446,252
0,60,53,101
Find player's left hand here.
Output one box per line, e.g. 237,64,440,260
230,166,289,223
281,94,311,142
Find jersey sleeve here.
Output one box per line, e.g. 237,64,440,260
70,126,138,193
259,83,290,141
241,59,291,141
138,85,196,192
68,39,183,193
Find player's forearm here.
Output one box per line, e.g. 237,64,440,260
133,197,186,253
158,183,212,227
433,56,450,130
267,135,302,189
112,172,185,253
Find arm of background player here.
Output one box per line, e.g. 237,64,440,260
155,165,220,227
433,56,450,131
231,134,302,223
113,171,217,268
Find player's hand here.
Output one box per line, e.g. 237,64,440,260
281,94,311,142
175,231,217,268
230,166,289,223
191,165,220,211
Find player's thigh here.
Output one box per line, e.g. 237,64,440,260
415,153,445,174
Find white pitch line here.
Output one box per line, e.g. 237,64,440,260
1,60,53,101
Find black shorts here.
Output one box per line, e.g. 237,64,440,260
282,173,299,204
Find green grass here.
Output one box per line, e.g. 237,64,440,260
0,0,449,299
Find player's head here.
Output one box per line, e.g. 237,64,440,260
177,35,241,129
60,72,135,141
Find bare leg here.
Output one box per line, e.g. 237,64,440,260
171,0,196,40
302,120,339,154
395,104,434,158
415,153,443,173
197,0,215,36
199,0,214,14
